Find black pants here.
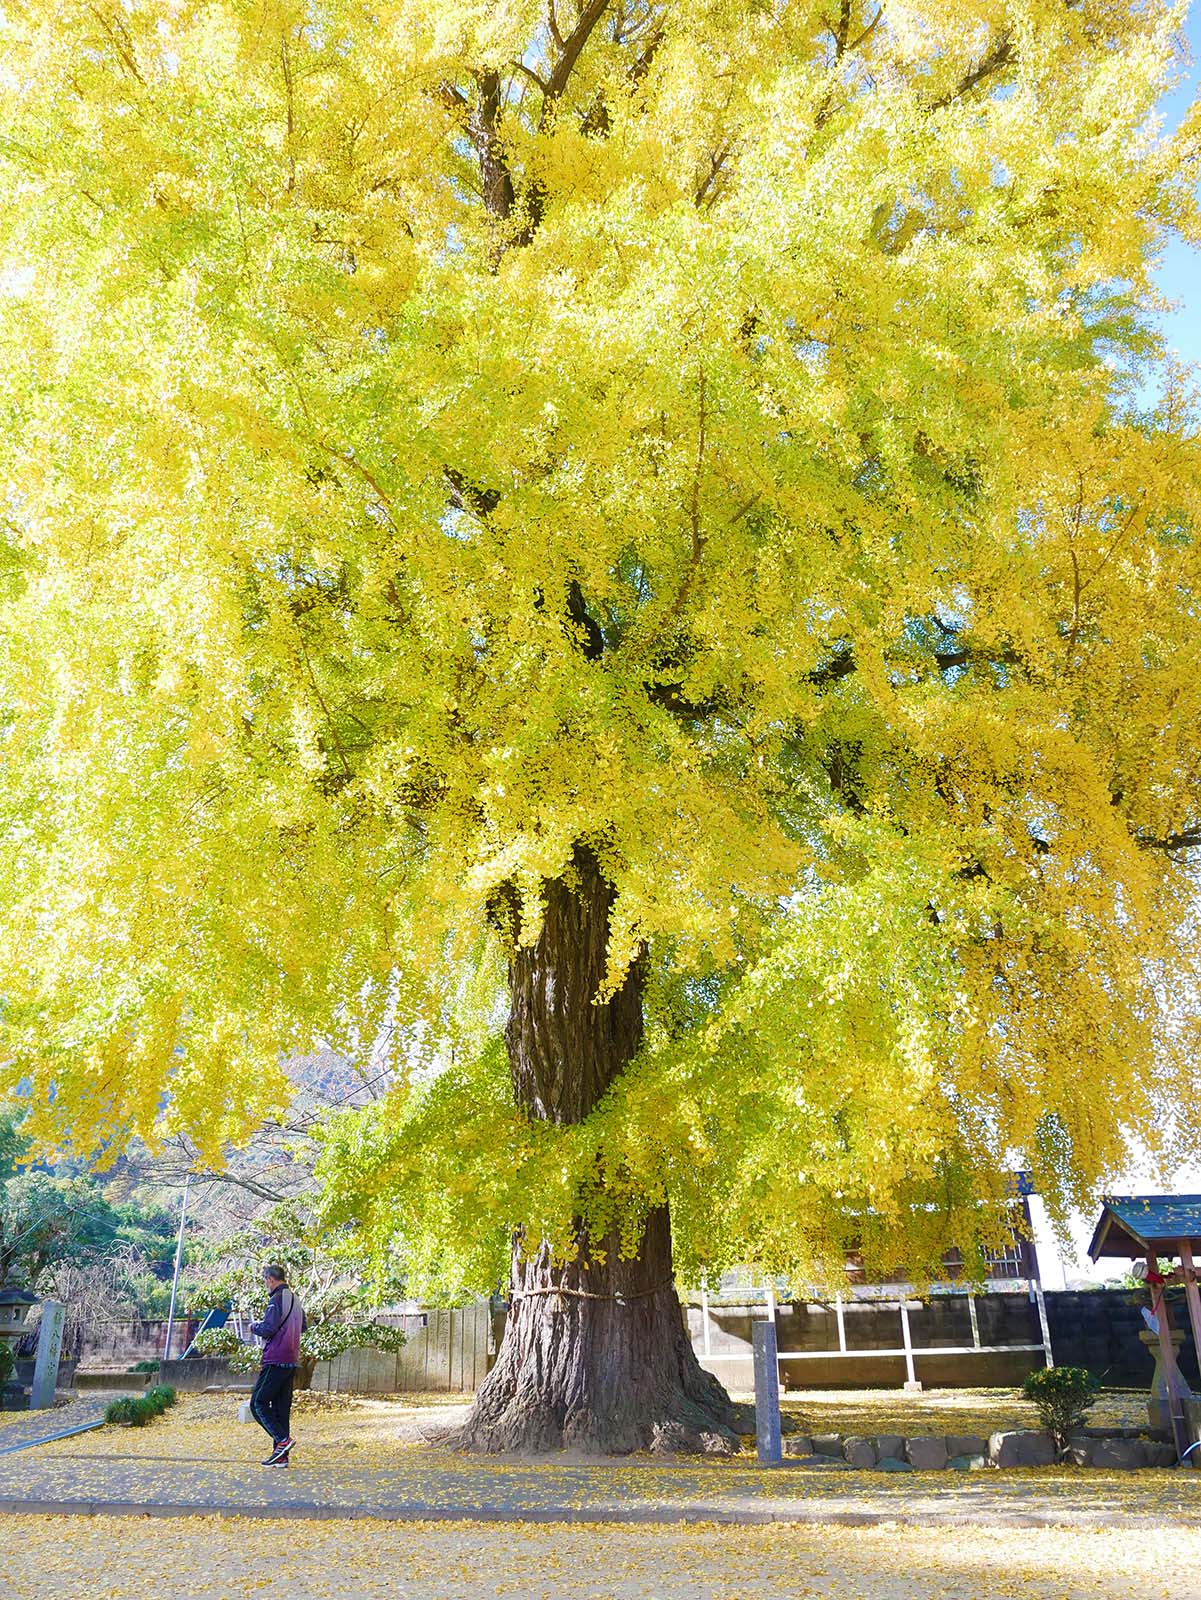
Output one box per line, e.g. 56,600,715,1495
250,1363,295,1445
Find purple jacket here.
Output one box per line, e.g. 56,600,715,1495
250,1285,306,1366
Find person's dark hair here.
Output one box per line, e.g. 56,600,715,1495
263,1263,287,1285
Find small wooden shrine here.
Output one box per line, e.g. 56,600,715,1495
1089,1194,1201,1458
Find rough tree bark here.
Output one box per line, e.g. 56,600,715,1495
450,846,743,1454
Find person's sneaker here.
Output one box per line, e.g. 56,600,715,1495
264,1437,293,1465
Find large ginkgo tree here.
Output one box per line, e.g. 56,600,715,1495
0,0,1199,1451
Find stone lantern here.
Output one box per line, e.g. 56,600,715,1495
0,1283,37,1409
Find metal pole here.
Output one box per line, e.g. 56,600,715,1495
1149,1249,1190,1460
766,1282,779,1390
899,1299,920,1391
163,1174,191,1363
1177,1240,1201,1387
1031,1278,1054,1368
1176,1239,1201,1453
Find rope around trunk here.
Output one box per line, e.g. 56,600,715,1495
507,1281,675,1304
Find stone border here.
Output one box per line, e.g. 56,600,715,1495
782,1429,1181,1471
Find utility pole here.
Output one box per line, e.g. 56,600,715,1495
162,1173,191,1364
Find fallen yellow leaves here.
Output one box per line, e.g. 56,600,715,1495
1,1514,1195,1599
777,1387,1150,1442
38,1392,461,1468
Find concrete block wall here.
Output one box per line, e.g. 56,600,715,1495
690,1288,1194,1391
160,1357,244,1392
1044,1289,1200,1388
79,1317,199,1366
688,1294,1042,1390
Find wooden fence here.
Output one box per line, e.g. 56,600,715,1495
308,1303,495,1395
90,1287,1170,1396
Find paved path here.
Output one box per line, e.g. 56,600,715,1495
0,1396,111,1453
1,1442,1199,1527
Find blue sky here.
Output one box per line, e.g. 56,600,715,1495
1152,10,1200,371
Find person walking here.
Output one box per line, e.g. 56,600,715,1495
249,1263,305,1466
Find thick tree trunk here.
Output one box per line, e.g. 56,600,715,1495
451,847,742,1455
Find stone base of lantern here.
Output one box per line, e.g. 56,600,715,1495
1,1379,29,1410
1139,1328,1192,1431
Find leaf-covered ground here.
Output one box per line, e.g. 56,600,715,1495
777,1386,1152,1440
34,1388,1153,1466
37,1391,456,1466
2,1515,1196,1598
5,1388,1199,1532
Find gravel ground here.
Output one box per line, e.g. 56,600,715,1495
2,1514,1197,1598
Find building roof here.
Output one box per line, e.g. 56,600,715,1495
1088,1195,1201,1260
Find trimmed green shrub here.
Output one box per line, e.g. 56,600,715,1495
301,1319,407,1365
105,1385,177,1427
0,1343,13,1388
192,1326,258,1372
1023,1366,1101,1448
105,1397,148,1426
127,1360,160,1375
194,1318,406,1376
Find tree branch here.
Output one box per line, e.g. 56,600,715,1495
929,647,1020,673
695,144,730,208
547,0,566,51
469,70,517,224
193,1169,290,1203
444,466,501,517
816,6,882,127
663,370,708,624
580,24,663,136
832,0,853,58
566,580,606,660
140,1156,291,1205
316,441,402,533
644,681,722,719
87,4,145,86
437,81,468,112
846,7,883,54
513,60,550,96
280,32,297,195
544,0,611,118
930,31,1015,111
807,637,1023,688
809,645,857,687
1136,827,1201,855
